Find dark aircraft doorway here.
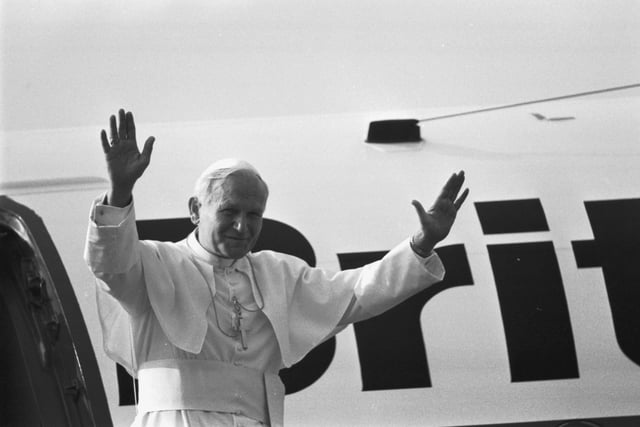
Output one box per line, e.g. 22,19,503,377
0,196,111,426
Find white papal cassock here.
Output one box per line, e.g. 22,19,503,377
84,196,445,426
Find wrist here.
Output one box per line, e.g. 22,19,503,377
107,187,133,208
410,233,435,258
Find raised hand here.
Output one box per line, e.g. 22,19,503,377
410,171,469,256
100,109,155,207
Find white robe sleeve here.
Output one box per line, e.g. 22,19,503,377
84,195,151,375
84,195,150,316
251,240,445,367
345,242,444,324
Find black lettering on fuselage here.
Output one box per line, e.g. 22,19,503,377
338,244,473,390
477,199,579,382
572,198,640,367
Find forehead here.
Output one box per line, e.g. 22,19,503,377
212,173,268,208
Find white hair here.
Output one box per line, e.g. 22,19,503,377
193,158,269,203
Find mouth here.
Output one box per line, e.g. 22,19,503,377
226,236,249,242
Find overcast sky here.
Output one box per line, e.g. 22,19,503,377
2,0,639,131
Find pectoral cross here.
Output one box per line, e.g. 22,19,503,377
231,297,248,350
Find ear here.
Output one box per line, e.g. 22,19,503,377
188,196,200,224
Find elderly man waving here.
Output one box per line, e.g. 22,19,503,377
85,109,468,427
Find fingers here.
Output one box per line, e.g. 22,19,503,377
142,136,155,160
104,109,148,153
439,171,465,201
448,171,465,198
100,129,110,153
109,114,118,143
438,173,456,200
411,199,427,219
454,188,469,211
126,111,136,141
118,109,127,139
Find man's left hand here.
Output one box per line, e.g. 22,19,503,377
411,171,469,256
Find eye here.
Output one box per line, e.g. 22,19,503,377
219,208,236,216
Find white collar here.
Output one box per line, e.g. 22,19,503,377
186,230,262,307
186,230,243,269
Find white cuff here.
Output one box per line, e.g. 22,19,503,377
90,194,133,226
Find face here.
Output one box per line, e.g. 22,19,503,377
190,173,268,259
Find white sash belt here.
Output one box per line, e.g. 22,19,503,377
137,359,284,427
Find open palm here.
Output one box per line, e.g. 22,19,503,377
100,109,155,203
411,171,468,254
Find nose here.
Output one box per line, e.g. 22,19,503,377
233,213,247,234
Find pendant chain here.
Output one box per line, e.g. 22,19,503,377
208,257,263,349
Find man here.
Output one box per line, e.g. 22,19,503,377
85,109,468,426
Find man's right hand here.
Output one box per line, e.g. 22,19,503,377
100,109,155,207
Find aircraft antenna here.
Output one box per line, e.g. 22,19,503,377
417,83,640,122
366,83,640,143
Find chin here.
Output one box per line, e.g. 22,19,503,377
219,238,256,259
223,247,250,259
